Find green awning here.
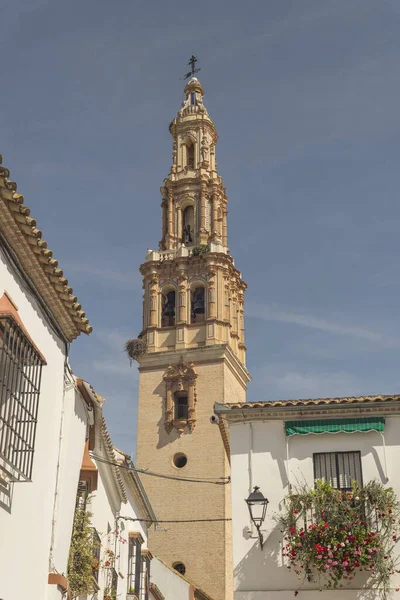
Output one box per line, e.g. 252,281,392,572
285,417,385,436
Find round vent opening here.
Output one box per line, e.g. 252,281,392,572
173,453,187,469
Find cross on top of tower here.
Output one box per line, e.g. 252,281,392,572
183,55,201,80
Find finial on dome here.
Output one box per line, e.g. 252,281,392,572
183,55,201,80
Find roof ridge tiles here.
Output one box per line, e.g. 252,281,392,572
0,153,92,341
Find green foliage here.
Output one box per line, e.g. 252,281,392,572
278,480,400,598
191,244,210,256
67,498,99,599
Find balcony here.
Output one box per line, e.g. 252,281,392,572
144,242,228,263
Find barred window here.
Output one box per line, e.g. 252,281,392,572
313,451,363,492
127,535,143,595
91,527,101,583
0,316,44,481
140,554,151,600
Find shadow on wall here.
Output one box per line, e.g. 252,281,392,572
0,477,13,513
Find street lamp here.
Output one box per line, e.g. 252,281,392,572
245,486,269,549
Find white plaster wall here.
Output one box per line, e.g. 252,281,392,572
50,385,89,577
229,417,400,598
88,459,149,599
0,251,69,600
151,557,190,600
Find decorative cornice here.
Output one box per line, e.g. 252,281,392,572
128,532,145,544
139,343,250,386
0,154,92,341
214,395,400,424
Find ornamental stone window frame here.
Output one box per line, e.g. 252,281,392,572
163,358,197,433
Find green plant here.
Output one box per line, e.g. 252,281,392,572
278,480,400,598
67,498,99,598
191,244,210,256
104,589,117,600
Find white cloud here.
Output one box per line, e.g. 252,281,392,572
63,262,141,290
246,302,399,348
251,363,363,400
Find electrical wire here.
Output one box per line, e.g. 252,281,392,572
90,452,230,485
119,515,232,524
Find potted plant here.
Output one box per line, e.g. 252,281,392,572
278,480,400,599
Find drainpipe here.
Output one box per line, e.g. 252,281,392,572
48,346,72,573
248,422,254,495
246,422,254,537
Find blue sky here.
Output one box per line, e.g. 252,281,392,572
2,0,400,453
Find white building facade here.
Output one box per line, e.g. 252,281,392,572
0,154,92,600
215,395,400,600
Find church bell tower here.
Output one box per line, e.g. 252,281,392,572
136,72,250,600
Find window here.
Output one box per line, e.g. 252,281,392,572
174,392,188,420
76,479,89,509
313,451,362,492
140,553,151,600
187,145,195,169
190,92,195,105
161,291,176,327
191,286,205,323
91,528,101,583
0,316,44,481
127,535,143,595
173,562,186,575
183,206,194,245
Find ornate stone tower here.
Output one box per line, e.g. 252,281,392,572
136,75,250,600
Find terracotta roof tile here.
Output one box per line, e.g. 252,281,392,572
226,395,400,410
0,154,92,341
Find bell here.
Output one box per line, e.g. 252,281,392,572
163,292,175,317
192,289,205,314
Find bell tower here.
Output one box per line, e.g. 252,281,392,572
136,73,250,600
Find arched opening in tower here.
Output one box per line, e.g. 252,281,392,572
187,144,195,169
161,290,176,327
191,286,205,323
182,206,194,246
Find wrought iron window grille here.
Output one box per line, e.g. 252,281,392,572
0,316,44,482
90,527,101,583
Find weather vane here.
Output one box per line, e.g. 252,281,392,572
183,55,200,80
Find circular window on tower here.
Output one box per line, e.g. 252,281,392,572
173,453,187,469
173,562,186,576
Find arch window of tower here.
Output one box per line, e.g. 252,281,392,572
187,143,195,169
191,285,205,323
161,289,176,327
182,205,194,246
190,92,195,105
174,391,188,420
